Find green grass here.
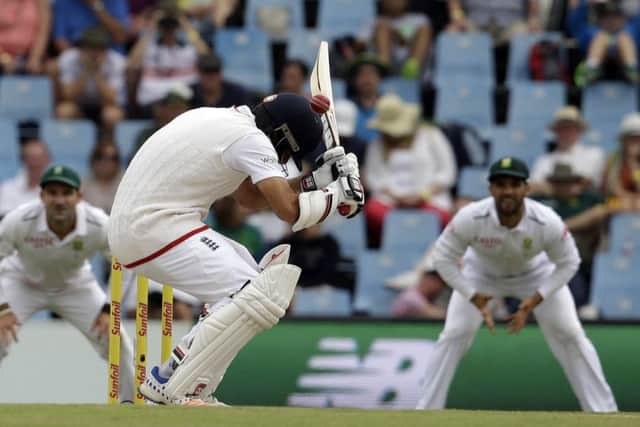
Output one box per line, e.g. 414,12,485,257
0,405,638,427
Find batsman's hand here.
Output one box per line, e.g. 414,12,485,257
506,292,543,334
301,147,360,192
91,312,110,341
337,174,365,218
470,292,495,335
0,309,19,344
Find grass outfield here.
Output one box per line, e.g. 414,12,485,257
0,406,638,427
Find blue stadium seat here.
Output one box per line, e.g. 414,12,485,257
591,252,640,319
0,76,53,120
41,119,97,177
380,77,421,104
489,126,547,167
215,29,273,93
353,250,421,316
323,213,366,259
114,120,151,165
507,32,563,83
457,166,490,200
245,0,304,40
434,33,494,86
435,79,493,129
291,286,352,317
286,29,327,68
381,210,440,255
0,118,19,181
582,82,638,124
608,213,640,251
317,0,376,39
583,121,619,153
508,82,566,126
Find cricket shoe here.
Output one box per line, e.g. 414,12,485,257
139,366,228,406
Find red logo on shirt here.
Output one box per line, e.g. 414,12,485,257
475,237,503,248
24,236,54,248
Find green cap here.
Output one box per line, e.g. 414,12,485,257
40,165,81,189
488,157,529,181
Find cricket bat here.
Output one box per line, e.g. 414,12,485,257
310,41,340,149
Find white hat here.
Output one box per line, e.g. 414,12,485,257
548,106,588,131
367,94,421,137
335,99,357,137
619,112,640,139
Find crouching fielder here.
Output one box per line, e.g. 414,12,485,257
0,165,135,402
416,157,617,412
108,93,363,405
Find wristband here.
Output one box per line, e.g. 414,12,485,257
0,302,13,317
300,173,317,192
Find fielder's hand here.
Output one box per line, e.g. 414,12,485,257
301,147,360,192
91,312,110,341
470,292,495,335
0,308,19,344
506,292,543,334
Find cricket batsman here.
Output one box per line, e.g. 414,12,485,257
416,157,617,412
0,165,136,402
108,93,363,405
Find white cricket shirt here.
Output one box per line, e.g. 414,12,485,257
108,106,285,265
432,197,580,300
0,199,110,303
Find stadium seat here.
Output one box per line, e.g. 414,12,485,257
286,29,327,68
506,32,563,83
323,212,366,259
489,126,547,167
583,121,619,153
508,82,566,126
591,252,640,319
353,250,420,317
457,166,490,200
244,0,304,40
214,29,273,93
380,77,421,104
0,118,20,181
434,32,494,86
0,76,53,120
582,82,638,124
381,210,439,255
41,119,97,177
435,78,493,129
317,0,376,40
608,213,640,251
114,120,151,165
291,285,352,317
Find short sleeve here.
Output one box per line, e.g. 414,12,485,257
222,133,287,184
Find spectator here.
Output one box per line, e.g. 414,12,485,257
81,142,123,214
347,53,388,143
276,59,308,95
0,139,50,218
446,0,542,43
128,2,209,113
190,53,252,108
569,0,639,87
363,94,456,244
56,27,126,133
0,0,51,75
531,163,608,309
603,112,640,208
206,197,263,257
530,106,606,194
372,0,432,79
129,84,193,160
53,0,129,53
334,99,368,167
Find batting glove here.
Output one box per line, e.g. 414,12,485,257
300,147,360,192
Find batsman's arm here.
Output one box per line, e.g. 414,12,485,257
232,176,304,214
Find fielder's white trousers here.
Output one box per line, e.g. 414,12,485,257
416,268,618,412
0,274,136,402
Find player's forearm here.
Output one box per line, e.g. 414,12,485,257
537,257,580,299
432,247,473,300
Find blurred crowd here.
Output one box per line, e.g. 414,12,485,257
2,0,640,320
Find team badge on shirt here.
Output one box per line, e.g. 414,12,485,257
72,240,84,251
522,237,532,251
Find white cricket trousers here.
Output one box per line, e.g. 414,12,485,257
0,276,136,402
416,285,618,412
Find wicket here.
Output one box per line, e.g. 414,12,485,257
108,257,174,404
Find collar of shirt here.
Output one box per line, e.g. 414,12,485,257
35,202,88,242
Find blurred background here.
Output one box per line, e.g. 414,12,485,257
0,0,639,410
